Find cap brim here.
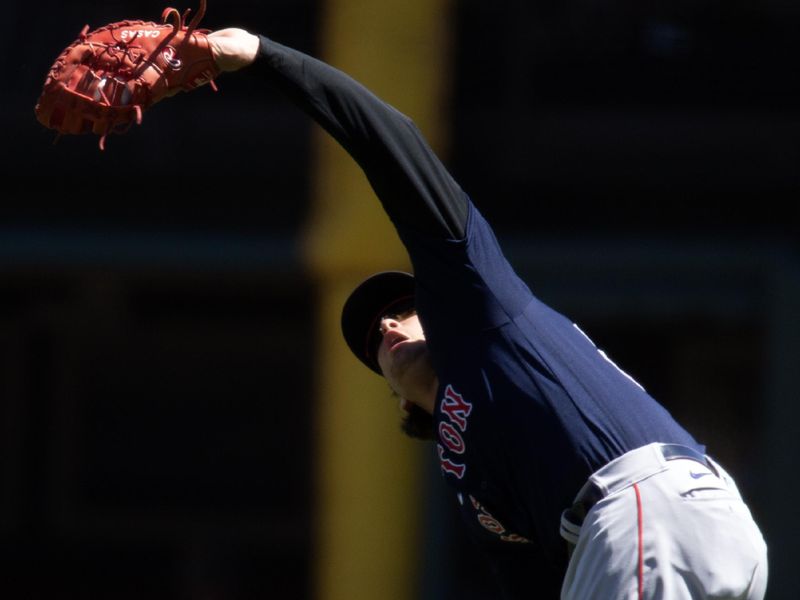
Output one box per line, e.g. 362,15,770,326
340,271,415,374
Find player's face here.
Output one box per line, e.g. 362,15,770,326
377,310,428,391
376,310,437,432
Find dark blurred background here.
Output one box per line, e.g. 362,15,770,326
3,0,799,598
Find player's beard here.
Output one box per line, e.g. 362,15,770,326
401,402,435,440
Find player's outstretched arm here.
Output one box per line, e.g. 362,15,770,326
209,27,467,240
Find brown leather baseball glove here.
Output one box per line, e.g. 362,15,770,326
34,0,221,150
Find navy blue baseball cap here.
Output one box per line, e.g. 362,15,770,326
341,271,416,375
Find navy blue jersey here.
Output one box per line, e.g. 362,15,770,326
396,205,701,568
257,35,702,595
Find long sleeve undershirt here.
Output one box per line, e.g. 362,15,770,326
256,35,468,240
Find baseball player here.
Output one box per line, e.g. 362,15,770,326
207,28,768,599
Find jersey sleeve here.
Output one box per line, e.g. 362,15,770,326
256,35,468,239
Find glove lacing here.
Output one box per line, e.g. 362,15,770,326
97,0,215,150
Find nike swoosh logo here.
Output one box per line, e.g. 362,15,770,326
690,471,712,479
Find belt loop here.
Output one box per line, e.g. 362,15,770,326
560,443,721,549
658,443,719,477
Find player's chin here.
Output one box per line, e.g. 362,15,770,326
400,403,435,440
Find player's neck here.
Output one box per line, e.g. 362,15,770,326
406,375,438,415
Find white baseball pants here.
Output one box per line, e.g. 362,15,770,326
561,443,768,599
